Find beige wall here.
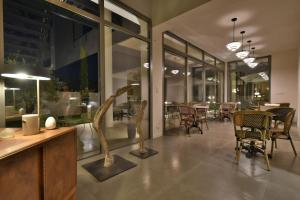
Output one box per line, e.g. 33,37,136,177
298,46,300,126
271,49,298,121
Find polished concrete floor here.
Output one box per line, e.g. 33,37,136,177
77,121,300,200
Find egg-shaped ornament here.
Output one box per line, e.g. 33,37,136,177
45,117,56,130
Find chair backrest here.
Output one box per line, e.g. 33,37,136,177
278,103,290,107
178,105,195,116
233,111,272,130
166,105,179,113
283,109,295,134
266,107,294,123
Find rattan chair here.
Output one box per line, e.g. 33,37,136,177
178,105,201,135
266,107,297,158
233,111,273,171
195,107,209,130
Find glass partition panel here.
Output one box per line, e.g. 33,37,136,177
229,57,271,109
205,69,217,103
204,53,215,66
104,26,149,149
164,52,185,132
3,0,100,159
163,34,186,53
216,59,225,71
187,59,204,103
104,0,148,38
188,45,203,60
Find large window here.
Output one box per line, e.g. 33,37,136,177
1,0,151,159
228,56,271,109
104,26,149,149
163,32,225,133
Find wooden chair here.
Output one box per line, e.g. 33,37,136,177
233,111,273,171
266,107,297,158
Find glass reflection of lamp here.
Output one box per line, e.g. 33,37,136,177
1,65,50,134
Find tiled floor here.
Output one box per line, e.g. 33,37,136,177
77,121,300,200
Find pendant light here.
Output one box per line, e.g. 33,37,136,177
226,18,241,52
235,31,250,59
247,47,258,68
243,40,255,63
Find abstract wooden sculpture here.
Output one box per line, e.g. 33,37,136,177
136,100,147,153
92,85,133,167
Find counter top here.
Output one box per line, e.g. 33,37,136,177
0,127,76,160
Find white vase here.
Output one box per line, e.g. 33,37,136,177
22,114,40,135
45,117,56,130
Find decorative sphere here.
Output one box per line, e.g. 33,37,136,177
19,108,25,115
45,117,56,130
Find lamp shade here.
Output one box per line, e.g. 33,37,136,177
248,62,258,68
0,64,51,80
226,41,241,52
235,50,249,59
243,57,255,63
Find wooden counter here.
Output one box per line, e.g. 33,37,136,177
0,127,77,200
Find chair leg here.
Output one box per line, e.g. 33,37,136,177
264,151,271,171
275,139,278,149
289,136,297,156
269,139,275,158
235,140,241,163
205,120,209,130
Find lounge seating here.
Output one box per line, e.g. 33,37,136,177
233,111,273,171
266,107,297,158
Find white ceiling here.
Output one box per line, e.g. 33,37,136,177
164,0,300,61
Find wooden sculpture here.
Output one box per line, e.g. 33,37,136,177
92,85,133,167
136,100,147,154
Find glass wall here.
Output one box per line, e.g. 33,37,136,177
164,52,185,131
1,0,151,159
228,56,271,109
3,0,100,159
104,26,149,149
163,32,225,133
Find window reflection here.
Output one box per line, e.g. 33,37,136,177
164,52,185,132
3,0,100,159
229,57,271,108
104,27,149,149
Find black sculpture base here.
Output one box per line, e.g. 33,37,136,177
82,155,137,182
130,148,158,159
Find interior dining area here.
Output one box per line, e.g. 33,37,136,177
0,0,300,200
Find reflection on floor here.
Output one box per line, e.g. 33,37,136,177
78,121,300,200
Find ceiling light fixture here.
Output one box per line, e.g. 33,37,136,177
235,31,250,59
226,18,241,52
171,70,179,75
247,47,258,68
243,40,256,63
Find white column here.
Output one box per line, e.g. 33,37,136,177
224,62,228,102
104,10,114,127
151,26,164,138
